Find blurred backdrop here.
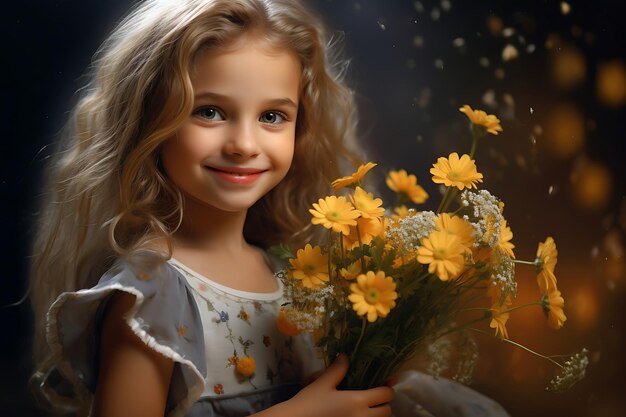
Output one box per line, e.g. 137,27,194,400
2,0,625,416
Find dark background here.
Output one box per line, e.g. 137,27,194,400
2,0,625,416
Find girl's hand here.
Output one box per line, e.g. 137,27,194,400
280,354,394,417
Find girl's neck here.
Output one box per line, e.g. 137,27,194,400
173,195,249,254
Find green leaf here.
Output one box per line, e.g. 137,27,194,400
268,243,294,260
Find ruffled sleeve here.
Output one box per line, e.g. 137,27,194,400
45,254,206,417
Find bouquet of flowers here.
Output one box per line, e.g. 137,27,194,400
271,105,588,392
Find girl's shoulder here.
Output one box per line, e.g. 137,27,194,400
45,252,207,417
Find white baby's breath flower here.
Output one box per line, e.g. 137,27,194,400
461,190,503,248
388,210,437,252
546,348,589,392
489,247,518,299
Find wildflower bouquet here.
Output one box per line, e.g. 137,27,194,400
272,105,588,392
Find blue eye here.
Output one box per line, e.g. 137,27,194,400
195,107,224,121
260,111,286,124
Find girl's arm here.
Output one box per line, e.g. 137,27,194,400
254,355,394,417
93,291,174,417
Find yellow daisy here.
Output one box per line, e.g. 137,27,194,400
343,217,384,249
288,244,329,289
430,152,484,190
386,170,429,204
417,230,466,281
542,287,567,330
434,213,475,253
499,218,515,259
340,259,364,280
490,296,512,340
331,162,377,189
350,186,385,219
459,104,503,135
348,271,398,322
309,196,360,235
391,205,410,221
535,237,558,292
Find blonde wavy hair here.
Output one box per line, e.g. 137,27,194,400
30,0,360,409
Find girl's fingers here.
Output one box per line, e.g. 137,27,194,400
364,386,395,407
368,403,393,417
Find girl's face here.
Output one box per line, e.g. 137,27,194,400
161,37,300,214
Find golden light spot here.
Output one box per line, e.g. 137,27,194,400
596,60,626,107
570,160,613,211
486,15,503,36
544,105,585,158
568,289,598,328
551,46,586,89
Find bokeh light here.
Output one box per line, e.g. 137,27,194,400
596,60,626,107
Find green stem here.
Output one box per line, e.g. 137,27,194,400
327,229,333,278
437,187,452,213
438,312,491,338
352,318,367,358
500,301,542,315
512,259,538,267
355,222,366,271
466,328,563,368
469,133,478,159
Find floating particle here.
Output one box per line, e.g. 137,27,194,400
596,60,626,107
479,57,490,67
353,2,362,11
515,154,527,168
526,44,536,53
431,8,441,21
584,32,596,45
502,27,515,38
414,1,425,12
413,35,424,47
548,184,558,195
434,59,444,70
603,229,624,259
418,87,432,108
502,44,519,61
416,135,424,143
560,1,571,15
607,280,616,291
545,33,563,50
503,93,515,107
529,134,537,145
482,89,497,107
406,58,417,69
591,245,599,259
495,68,505,79
441,0,452,11
533,125,543,136
377,18,386,31
452,37,465,47
486,15,503,36
530,107,534,114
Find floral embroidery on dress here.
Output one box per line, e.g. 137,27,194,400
253,301,264,314
177,324,188,336
263,335,271,347
238,307,250,323
213,384,224,395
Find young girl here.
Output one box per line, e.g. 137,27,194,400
29,0,395,416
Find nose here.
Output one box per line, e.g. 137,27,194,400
224,121,260,158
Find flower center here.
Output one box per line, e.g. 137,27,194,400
327,211,340,221
434,248,448,259
304,264,317,274
365,288,380,304
448,171,459,180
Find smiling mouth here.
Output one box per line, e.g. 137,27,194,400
204,166,266,184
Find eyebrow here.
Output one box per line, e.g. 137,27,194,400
194,91,298,109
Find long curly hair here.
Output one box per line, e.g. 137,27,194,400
29,0,360,410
